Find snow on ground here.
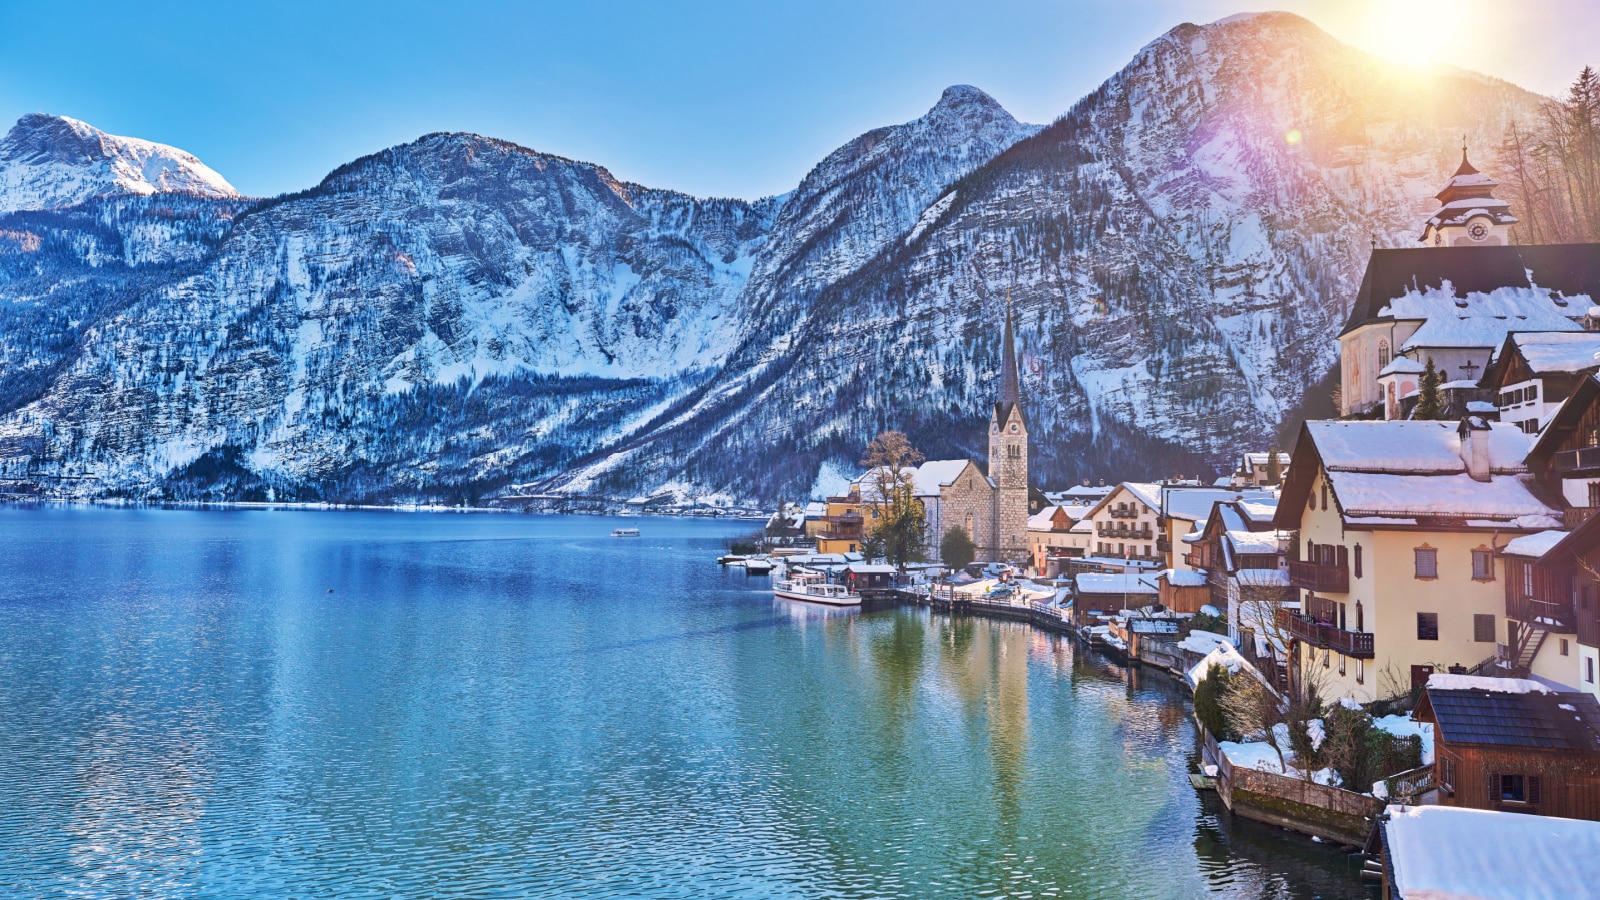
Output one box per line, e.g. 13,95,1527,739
1218,739,1339,786
1178,630,1231,655
1373,714,1435,765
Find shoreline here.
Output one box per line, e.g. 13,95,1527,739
0,496,772,519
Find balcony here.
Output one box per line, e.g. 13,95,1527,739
1507,594,1577,633
1183,551,1205,568
1277,607,1374,658
1109,507,1140,519
1554,446,1600,475
1156,537,1172,553
1288,559,1350,593
1580,609,1600,649
1566,507,1600,529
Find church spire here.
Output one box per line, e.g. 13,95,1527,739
1000,294,1020,409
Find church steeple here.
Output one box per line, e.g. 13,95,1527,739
1420,143,1517,247
996,296,1022,422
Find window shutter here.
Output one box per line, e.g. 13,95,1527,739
1489,771,1500,803
1355,545,1363,579
1337,545,1348,569
1529,775,1543,806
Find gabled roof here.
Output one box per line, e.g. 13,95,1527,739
1309,420,1528,475
1341,244,1600,338
1527,374,1600,472
1082,482,1161,520
1417,680,1600,752
1383,805,1600,900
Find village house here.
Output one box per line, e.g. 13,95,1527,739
1415,674,1600,821
1480,331,1600,435
1044,484,1114,506
815,489,870,555
1160,486,1273,573
1228,451,1290,488
1275,419,1560,702
1026,503,1093,575
1080,482,1162,564
1337,153,1600,420
1186,498,1293,650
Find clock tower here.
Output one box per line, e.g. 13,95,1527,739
1420,145,1517,247
988,300,1029,564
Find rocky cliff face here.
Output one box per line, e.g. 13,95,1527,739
0,13,1553,502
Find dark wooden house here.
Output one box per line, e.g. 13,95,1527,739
1415,677,1600,821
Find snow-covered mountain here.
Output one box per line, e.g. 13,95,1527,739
0,114,237,214
0,13,1557,503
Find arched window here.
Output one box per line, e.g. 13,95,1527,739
1378,340,1390,369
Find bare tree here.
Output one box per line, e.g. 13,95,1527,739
859,432,928,566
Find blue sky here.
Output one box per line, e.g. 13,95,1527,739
1,1,1594,200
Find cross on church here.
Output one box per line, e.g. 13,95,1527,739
1460,359,1480,380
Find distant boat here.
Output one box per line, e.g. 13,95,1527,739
773,570,860,606
611,527,641,537
717,554,748,565
743,558,774,575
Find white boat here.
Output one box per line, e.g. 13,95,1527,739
611,527,641,537
773,570,861,606
717,554,748,565
743,557,774,575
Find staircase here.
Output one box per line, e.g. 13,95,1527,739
1510,625,1548,673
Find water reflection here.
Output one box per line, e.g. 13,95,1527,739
0,507,1371,899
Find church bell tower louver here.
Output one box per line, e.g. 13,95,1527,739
988,299,1029,563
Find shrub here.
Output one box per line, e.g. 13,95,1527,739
1193,664,1236,741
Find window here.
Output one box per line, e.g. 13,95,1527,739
1472,549,1494,581
1414,546,1438,579
1441,757,1456,793
1378,340,1390,368
1354,544,1363,579
1562,638,1570,656
1523,561,1535,598
1499,774,1526,803
1356,600,1364,632
1474,614,1496,642
1320,483,1328,511
1589,481,1600,508
1529,383,1539,401
1417,612,1440,641
1588,657,1596,684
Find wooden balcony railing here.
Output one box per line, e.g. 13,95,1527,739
1507,594,1577,633
1565,507,1600,529
1554,446,1600,475
1580,609,1600,649
1277,607,1374,658
1288,559,1350,593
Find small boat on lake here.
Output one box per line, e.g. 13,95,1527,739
743,558,774,575
717,553,748,565
773,570,860,606
611,527,641,537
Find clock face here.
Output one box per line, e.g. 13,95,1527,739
1009,423,1019,434
1468,221,1490,241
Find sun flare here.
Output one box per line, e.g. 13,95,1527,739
1366,0,1463,67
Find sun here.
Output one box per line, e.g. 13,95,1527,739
1365,0,1463,67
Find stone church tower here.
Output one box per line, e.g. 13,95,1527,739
987,302,1029,563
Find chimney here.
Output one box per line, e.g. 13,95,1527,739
1459,417,1492,482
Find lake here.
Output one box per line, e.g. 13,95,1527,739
0,506,1369,898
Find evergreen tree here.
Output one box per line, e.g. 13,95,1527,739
1414,358,1443,420
1265,447,1282,486
940,526,976,572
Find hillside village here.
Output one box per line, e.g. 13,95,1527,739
761,149,1600,891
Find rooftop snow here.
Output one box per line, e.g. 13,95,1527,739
1503,529,1569,559
1075,573,1157,595
1379,357,1426,376
1510,331,1600,375
1328,471,1556,520
1226,530,1281,555
1028,507,1061,530
1383,284,1583,352
1427,673,1551,694
1163,487,1246,522
1308,420,1529,474
1120,482,1162,511
1384,804,1600,900
1236,499,1278,523
1159,569,1207,587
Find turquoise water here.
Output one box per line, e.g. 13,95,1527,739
0,506,1367,898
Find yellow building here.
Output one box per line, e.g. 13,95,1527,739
815,489,871,555
1274,419,1560,703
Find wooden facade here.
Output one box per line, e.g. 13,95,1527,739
1416,685,1600,822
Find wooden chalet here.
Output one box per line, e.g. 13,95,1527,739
842,563,895,596
1416,676,1600,821
1480,331,1600,435
1527,374,1600,528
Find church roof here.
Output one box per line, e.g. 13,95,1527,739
1340,244,1600,339
993,299,1027,427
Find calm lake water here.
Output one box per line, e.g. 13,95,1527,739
0,506,1369,899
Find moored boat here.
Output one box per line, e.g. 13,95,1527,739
717,554,748,565
773,570,861,606
611,527,641,537
743,557,774,575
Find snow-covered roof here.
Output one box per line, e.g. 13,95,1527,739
1027,506,1060,530
1075,556,1160,569
1383,284,1583,352
845,563,896,573
1059,503,1093,521
804,502,826,518
1178,630,1231,656
1308,420,1530,475
1158,569,1207,588
1163,487,1246,522
1426,673,1551,694
1507,331,1600,376
1383,804,1600,900
1379,356,1426,376
912,459,975,495
1502,529,1569,559
1235,568,1290,587
1068,519,1093,534
1075,573,1158,595
1236,499,1277,524
1122,482,1162,511
1328,471,1556,520
1225,530,1281,555
1466,400,1498,413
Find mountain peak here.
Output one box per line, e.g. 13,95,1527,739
0,113,238,214
933,84,1003,113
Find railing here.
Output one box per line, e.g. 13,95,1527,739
1156,538,1172,553
1580,609,1600,648
1554,446,1600,474
1288,559,1349,593
1109,507,1140,519
1183,551,1205,568
1277,608,1374,658
1507,594,1577,633
1566,507,1600,529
